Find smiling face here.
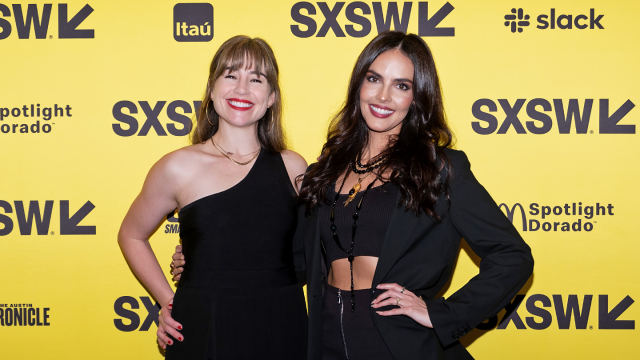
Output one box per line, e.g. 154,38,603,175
359,49,415,134
211,62,275,128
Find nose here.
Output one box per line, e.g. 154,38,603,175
234,77,249,95
376,84,390,103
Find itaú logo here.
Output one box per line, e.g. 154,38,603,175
499,202,614,233
173,3,213,42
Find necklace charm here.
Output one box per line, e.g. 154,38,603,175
343,172,371,206
343,183,360,206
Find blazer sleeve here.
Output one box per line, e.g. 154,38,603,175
292,163,317,285
424,150,534,348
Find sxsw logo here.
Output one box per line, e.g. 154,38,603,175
0,3,94,40
479,294,635,331
112,100,201,137
291,1,454,38
471,99,635,135
114,296,160,332
504,8,604,33
173,3,213,42
0,200,96,236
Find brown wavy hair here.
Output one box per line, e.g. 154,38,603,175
298,31,454,220
190,35,287,152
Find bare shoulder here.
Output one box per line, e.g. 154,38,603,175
149,143,207,184
280,150,308,178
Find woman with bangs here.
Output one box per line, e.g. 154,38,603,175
117,35,308,360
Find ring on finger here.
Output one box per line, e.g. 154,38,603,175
396,298,400,306
401,287,405,294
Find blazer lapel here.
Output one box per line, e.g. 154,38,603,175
372,187,420,286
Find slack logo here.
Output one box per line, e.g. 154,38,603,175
504,8,529,33
503,7,604,33
173,3,213,42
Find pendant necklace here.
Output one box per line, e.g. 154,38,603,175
344,153,388,205
343,172,371,206
330,164,378,312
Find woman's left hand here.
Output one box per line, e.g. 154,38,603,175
371,283,433,328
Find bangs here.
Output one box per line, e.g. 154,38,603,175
213,39,273,79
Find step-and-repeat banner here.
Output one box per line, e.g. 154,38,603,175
1,0,637,358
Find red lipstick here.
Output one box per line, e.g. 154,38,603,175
227,98,254,111
369,104,395,118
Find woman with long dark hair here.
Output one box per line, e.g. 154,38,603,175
168,31,533,359
118,35,308,359
293,31,533,359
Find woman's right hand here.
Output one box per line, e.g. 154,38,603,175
170,244,185,282
157,298,183,349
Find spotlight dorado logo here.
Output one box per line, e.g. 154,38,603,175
0,104,72,134
499,202,614,232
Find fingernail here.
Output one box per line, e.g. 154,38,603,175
376,311,381,314
178,325,182,330
168,340,172,345
376,285,381,288
168,304,172,309
179,336,183,342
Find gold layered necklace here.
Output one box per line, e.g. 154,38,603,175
210,137,260,166
343,153,388,206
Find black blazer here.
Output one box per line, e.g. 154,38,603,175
293,148,534,360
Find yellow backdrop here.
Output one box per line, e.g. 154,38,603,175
1,0,637,358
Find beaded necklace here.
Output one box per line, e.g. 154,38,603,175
329,165,379,312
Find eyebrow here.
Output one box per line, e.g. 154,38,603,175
226,67,267,79
367,69,413,84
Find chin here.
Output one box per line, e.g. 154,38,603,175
364,118,402,133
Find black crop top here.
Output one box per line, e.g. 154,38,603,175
320,182,398,266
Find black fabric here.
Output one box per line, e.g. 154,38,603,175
322,283,394,360
293,148,534,360
166,149,308,360
320,183,396,265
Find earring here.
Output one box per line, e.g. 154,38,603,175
205,104,214,126
264,108,274,132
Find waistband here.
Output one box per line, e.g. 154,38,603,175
179,268,299,289
324,282,375,295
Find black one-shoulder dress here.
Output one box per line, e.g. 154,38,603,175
165,149,308,360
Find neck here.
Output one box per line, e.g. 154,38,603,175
212,119,261,155
362,128,396,161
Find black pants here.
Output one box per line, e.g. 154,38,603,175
322,283,394,360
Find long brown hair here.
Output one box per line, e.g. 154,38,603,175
191,35,287,152
298,31,454,220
